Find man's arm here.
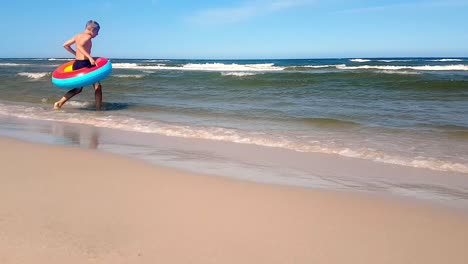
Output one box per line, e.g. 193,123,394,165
75,35,96,65
63,38,76,56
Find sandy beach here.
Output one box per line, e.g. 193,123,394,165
1,0,467,262
1,137,468,264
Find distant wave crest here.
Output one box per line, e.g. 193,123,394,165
221,72,258,76
112,62,468,73
0,63,31,67
112,62,284,72
48,58,73,61
17,72,49,79
350,59,371,62
429,59,463,62
113,74,146,78
377,70,420,75
377,59,412,62
337,64,468,71
284,64,345,71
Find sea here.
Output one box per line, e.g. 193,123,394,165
1,57,468,206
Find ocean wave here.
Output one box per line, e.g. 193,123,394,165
429,59,463,62
0,63,31,67
336,64,468,71
221,72,258,76
112,62,285,72
143,59,171,62
17,72,49,79
112,63,142,68
48,58,73,61
1,103,467,174
337,148,468,174
284,64,468,72
377,70,420,75
377,59,412,62
111,62,468,73
113,74,146,78
284,64,345,71
350,59,371,62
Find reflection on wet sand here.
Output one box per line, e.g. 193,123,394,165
51,122,99,149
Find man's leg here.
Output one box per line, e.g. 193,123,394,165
54,88,83,109
94,82,102,111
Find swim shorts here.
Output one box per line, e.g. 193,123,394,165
73,59,93,70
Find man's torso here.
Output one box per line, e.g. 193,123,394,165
74,32,93,60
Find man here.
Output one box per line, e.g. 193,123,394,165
54,20,103,110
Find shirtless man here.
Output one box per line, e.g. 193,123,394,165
54,20,102,110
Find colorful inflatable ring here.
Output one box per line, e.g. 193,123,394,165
52,57,112,89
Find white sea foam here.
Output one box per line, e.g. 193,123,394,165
0,63,31,67
378,70,420,75
17,72,49,79
301,64,346,69
377,59,412,62
112,63,139,68
337,148,468,174
112,62,284,72
1,103,467,174
144,59,171,62
350,59,371,62
429,59,463,62
113,74,146,78
184,63,284,71
336,64,468,71
221,72,258,76
66,101,93,108
48,58,73,61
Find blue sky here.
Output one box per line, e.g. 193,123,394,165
1,0,467,59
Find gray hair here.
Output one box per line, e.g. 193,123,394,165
86,20,100,31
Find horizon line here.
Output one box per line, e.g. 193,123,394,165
1,56,467,60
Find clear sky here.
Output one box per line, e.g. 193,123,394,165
1,0,467,59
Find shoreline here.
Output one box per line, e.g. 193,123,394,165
1,137,468,263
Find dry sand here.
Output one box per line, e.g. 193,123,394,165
1,137,468,264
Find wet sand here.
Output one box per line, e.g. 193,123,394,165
1,138,468,263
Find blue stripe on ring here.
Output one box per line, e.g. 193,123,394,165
52,61,112,89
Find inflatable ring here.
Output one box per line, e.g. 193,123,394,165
52,57,112,89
